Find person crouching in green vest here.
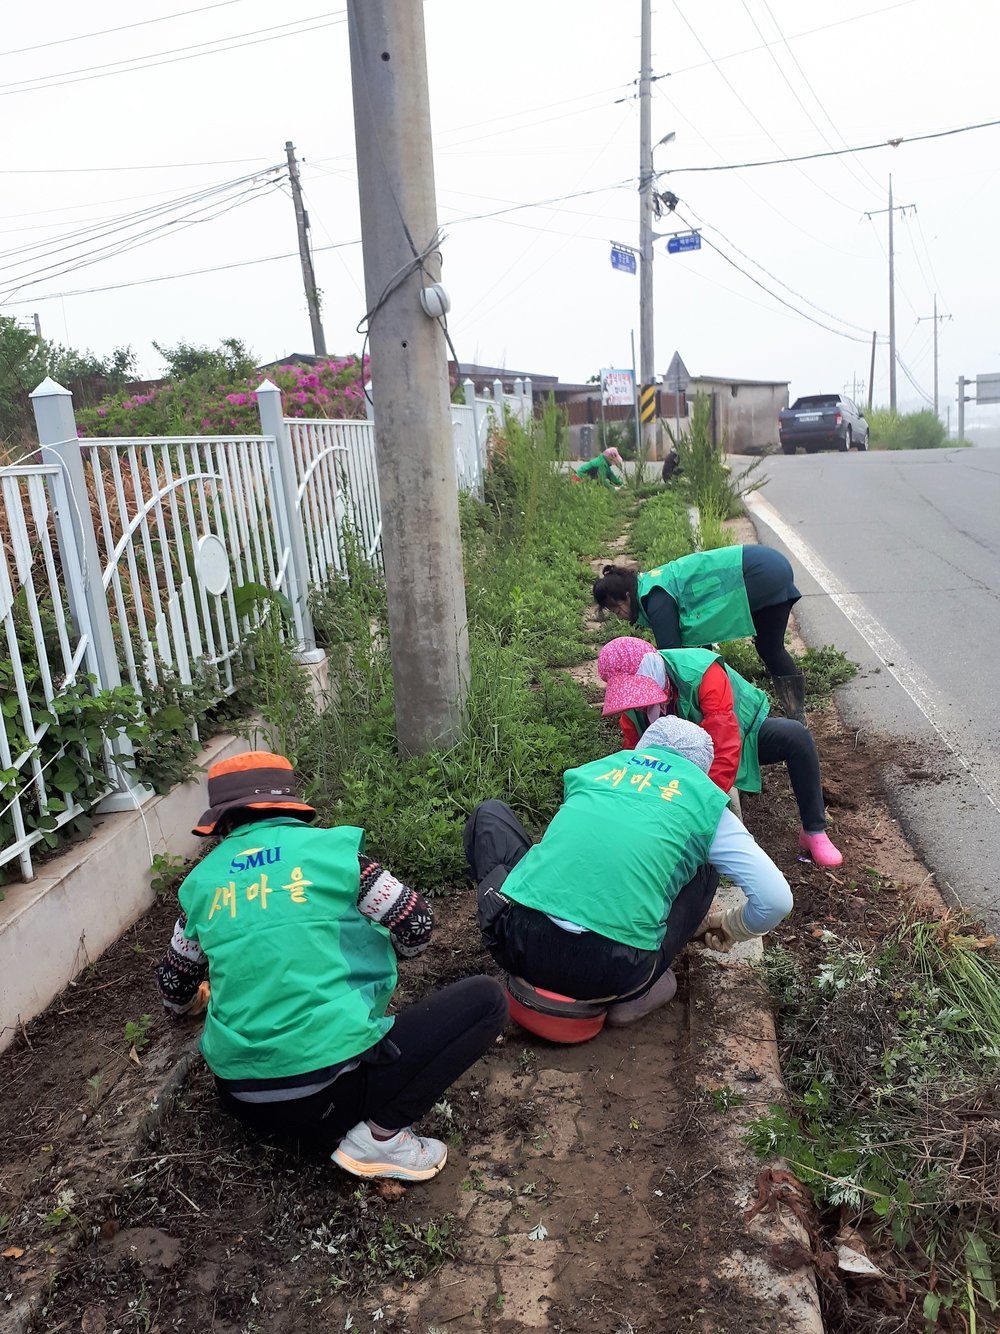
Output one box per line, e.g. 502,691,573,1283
597,637,843,868
155,751,507,1183
573,446,625,487
463,718,792,1026
592,543,807,721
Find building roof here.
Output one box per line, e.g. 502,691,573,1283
686,374,790,387
449,361,559,388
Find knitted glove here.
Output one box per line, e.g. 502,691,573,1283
702,903,760,953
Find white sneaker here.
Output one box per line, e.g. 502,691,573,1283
332,1122,448,1182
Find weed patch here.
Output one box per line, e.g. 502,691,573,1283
258,410,625,889
721,639,857,707
752,920,1000,1330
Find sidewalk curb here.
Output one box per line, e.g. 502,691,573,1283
688,950,826,1333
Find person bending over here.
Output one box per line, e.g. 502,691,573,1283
156,751,506,1183
464,718,791,1027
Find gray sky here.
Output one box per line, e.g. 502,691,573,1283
3,0,999,428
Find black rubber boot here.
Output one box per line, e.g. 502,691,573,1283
773,672,807,723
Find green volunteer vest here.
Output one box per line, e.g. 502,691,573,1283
575,455,620,487
179,817,397,1081
636,547,754,645
501,748,729,951
659,649,770,794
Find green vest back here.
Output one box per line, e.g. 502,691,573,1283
659,649,770,793
575,455,612,485
637,547,754,645
502,748,729,951
179,817,396,1081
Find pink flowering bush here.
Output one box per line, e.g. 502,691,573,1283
77,355,369,438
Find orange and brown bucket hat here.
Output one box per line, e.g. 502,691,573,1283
193,751,316,837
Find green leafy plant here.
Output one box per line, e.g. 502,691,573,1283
124,1014,153,1053
867,406,952,450
149,852,189,899
670,391,768,517
750,920,1000,1326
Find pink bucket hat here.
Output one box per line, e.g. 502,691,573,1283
602,672,670,717
603,447,624,467
597,636,655,682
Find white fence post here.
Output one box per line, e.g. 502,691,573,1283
29,377,151,810
523,376,533,423
255,379,319,657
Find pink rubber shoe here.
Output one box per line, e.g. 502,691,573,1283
799,828,843,868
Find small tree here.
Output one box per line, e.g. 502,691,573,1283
152,338,256,381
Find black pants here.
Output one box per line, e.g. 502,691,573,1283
757,717,826,832
750,600,800,679
216,976,508,1145
463,800,718,1002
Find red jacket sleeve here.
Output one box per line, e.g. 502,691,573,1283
619,713,640,749
697,662,742,792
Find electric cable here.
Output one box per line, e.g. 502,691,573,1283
663,115,1000,174
0,13,347,98
671,0,861,214
1,0,252,59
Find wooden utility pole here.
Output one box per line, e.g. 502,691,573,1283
285,140,327,356
917,294,953,417
346,0,470,755
865,177,914,412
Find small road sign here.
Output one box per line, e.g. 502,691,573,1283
666,232,701,255
664,351,690,394
975,373,1000,404
640,384,657,423
610,243,637,275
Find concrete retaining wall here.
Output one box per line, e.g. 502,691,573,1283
0,731,251,1053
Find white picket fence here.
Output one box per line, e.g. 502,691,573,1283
0,373,531,882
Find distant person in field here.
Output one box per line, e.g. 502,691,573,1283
155,751,506,1184
593,543,807,722
574,446,625,488
598,636,843,868
464,717,792,1028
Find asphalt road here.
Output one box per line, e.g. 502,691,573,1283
735,446,1000,926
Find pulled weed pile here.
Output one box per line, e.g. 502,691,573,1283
754,918,1000,1331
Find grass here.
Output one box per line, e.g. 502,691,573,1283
671,391,768,518
752,918,1000,1330
867,407,954,450
249,405,627,890
720,639,858,708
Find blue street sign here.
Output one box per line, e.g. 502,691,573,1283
666,232,701,255
610,244,637,275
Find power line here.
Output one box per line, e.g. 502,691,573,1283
1,0,251,59
753,0,885,198
0,167,283,267
667,0,919,80
0,13,347,98
0,178,638,306
680,203,874,335
671,207,881,345
670,0,861,214
663,115,1000,173
0,173,285,298
0,156,274,176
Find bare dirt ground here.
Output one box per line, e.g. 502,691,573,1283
0,531,950,1334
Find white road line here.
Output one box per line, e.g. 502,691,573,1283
744,491,1000,836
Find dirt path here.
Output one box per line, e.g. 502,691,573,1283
0,512,951,1334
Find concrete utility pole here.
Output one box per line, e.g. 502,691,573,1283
917,294,953,417
865,177,914,412
867,330,877,411
638,0,655,456
285,140,327,356
957,375,972,442
346,0,470,756
888,176,896,410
